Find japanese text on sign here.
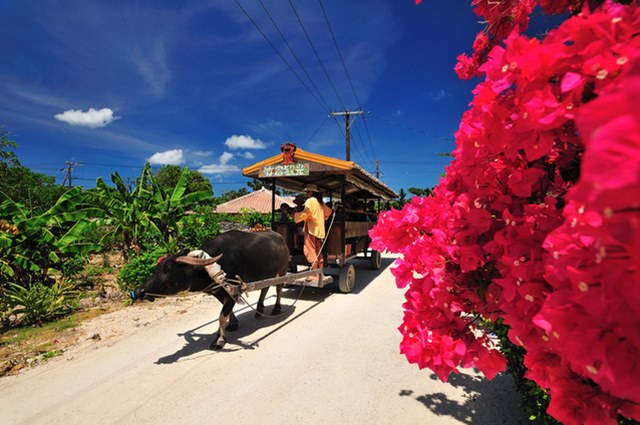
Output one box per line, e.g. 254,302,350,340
259,163,310,178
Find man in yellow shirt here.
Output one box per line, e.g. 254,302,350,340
293,184,331,276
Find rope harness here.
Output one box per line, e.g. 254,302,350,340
138,273,310,319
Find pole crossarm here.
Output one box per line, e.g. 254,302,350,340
331,110,364,161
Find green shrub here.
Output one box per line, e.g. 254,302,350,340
2,279,79,326
85,265,114,278
177,206,221,248
238,208,270,228
60,254,88,279
487,318,560,424
116,247,166,293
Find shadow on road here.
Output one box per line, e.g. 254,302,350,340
154,255,395,364
399,371,529,425
154,288,332,364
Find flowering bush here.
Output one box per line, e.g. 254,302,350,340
371,1,640,424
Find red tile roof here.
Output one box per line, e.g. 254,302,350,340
214,187,295,214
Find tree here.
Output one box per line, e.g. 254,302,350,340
155,165,213,195
246,178,287,195
246,178,265,191
215,187,249,205
0,128,67,212
0,165,68,213
407,187,433,198
0,127,18,166
390,188,407,210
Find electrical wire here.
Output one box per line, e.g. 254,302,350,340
360,114,377,160
352,119,375,171
257,0,333,114
235,0,332,114
367,111,455,142
318,0,378,168
299,115,330,150
318,0,363,109
288,0,346,110
234,2,384,170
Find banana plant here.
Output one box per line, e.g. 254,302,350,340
89,167,157,260
146,165,212,246
0,187,101,286
87,163,213,260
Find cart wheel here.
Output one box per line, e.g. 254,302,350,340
338,263,356,293
370,250,382,270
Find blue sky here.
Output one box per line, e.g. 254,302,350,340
1,0,485,195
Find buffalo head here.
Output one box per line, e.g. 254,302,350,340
131,251,223,302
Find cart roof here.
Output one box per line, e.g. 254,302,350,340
242,148,398,200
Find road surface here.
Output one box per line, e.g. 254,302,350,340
0,255,528,425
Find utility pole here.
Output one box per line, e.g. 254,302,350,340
61,161,78,187
375,160,380,178
331,110,364,161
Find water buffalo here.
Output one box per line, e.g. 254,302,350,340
132,230,290,350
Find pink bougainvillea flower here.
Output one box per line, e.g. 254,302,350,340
507,168,546,197
373,2,640,423
561,71,584,93
537,0,574,14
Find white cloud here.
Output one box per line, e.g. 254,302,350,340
147,149,185,165
256,119,283,130
224,134,266,150
191,150,214,157
431,89,449,101
54,107,118,128
198,163,240,174
131,39,171,97
242,152,255,159
219,152,234,164
198,151,240,174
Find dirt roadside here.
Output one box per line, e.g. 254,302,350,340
0,255,529,425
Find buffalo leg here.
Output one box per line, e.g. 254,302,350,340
211,299,235,350
272,284,283,315
226,311,239,332
256,287,268,318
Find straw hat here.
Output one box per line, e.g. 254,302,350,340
303,184,319,193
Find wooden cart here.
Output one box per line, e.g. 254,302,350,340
242,145,398,293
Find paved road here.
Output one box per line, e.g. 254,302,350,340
0,255,528,425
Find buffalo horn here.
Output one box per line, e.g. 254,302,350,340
176,253,223,266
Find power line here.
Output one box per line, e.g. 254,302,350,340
235,0,332,114
80,162,148,169
288,0,346,110
367,111,455,142
318,0,363,109
352,119,375,171
359,114,377,161
318,0,377,165
235,1,387,171
300,115,330,150
258,0,332,114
